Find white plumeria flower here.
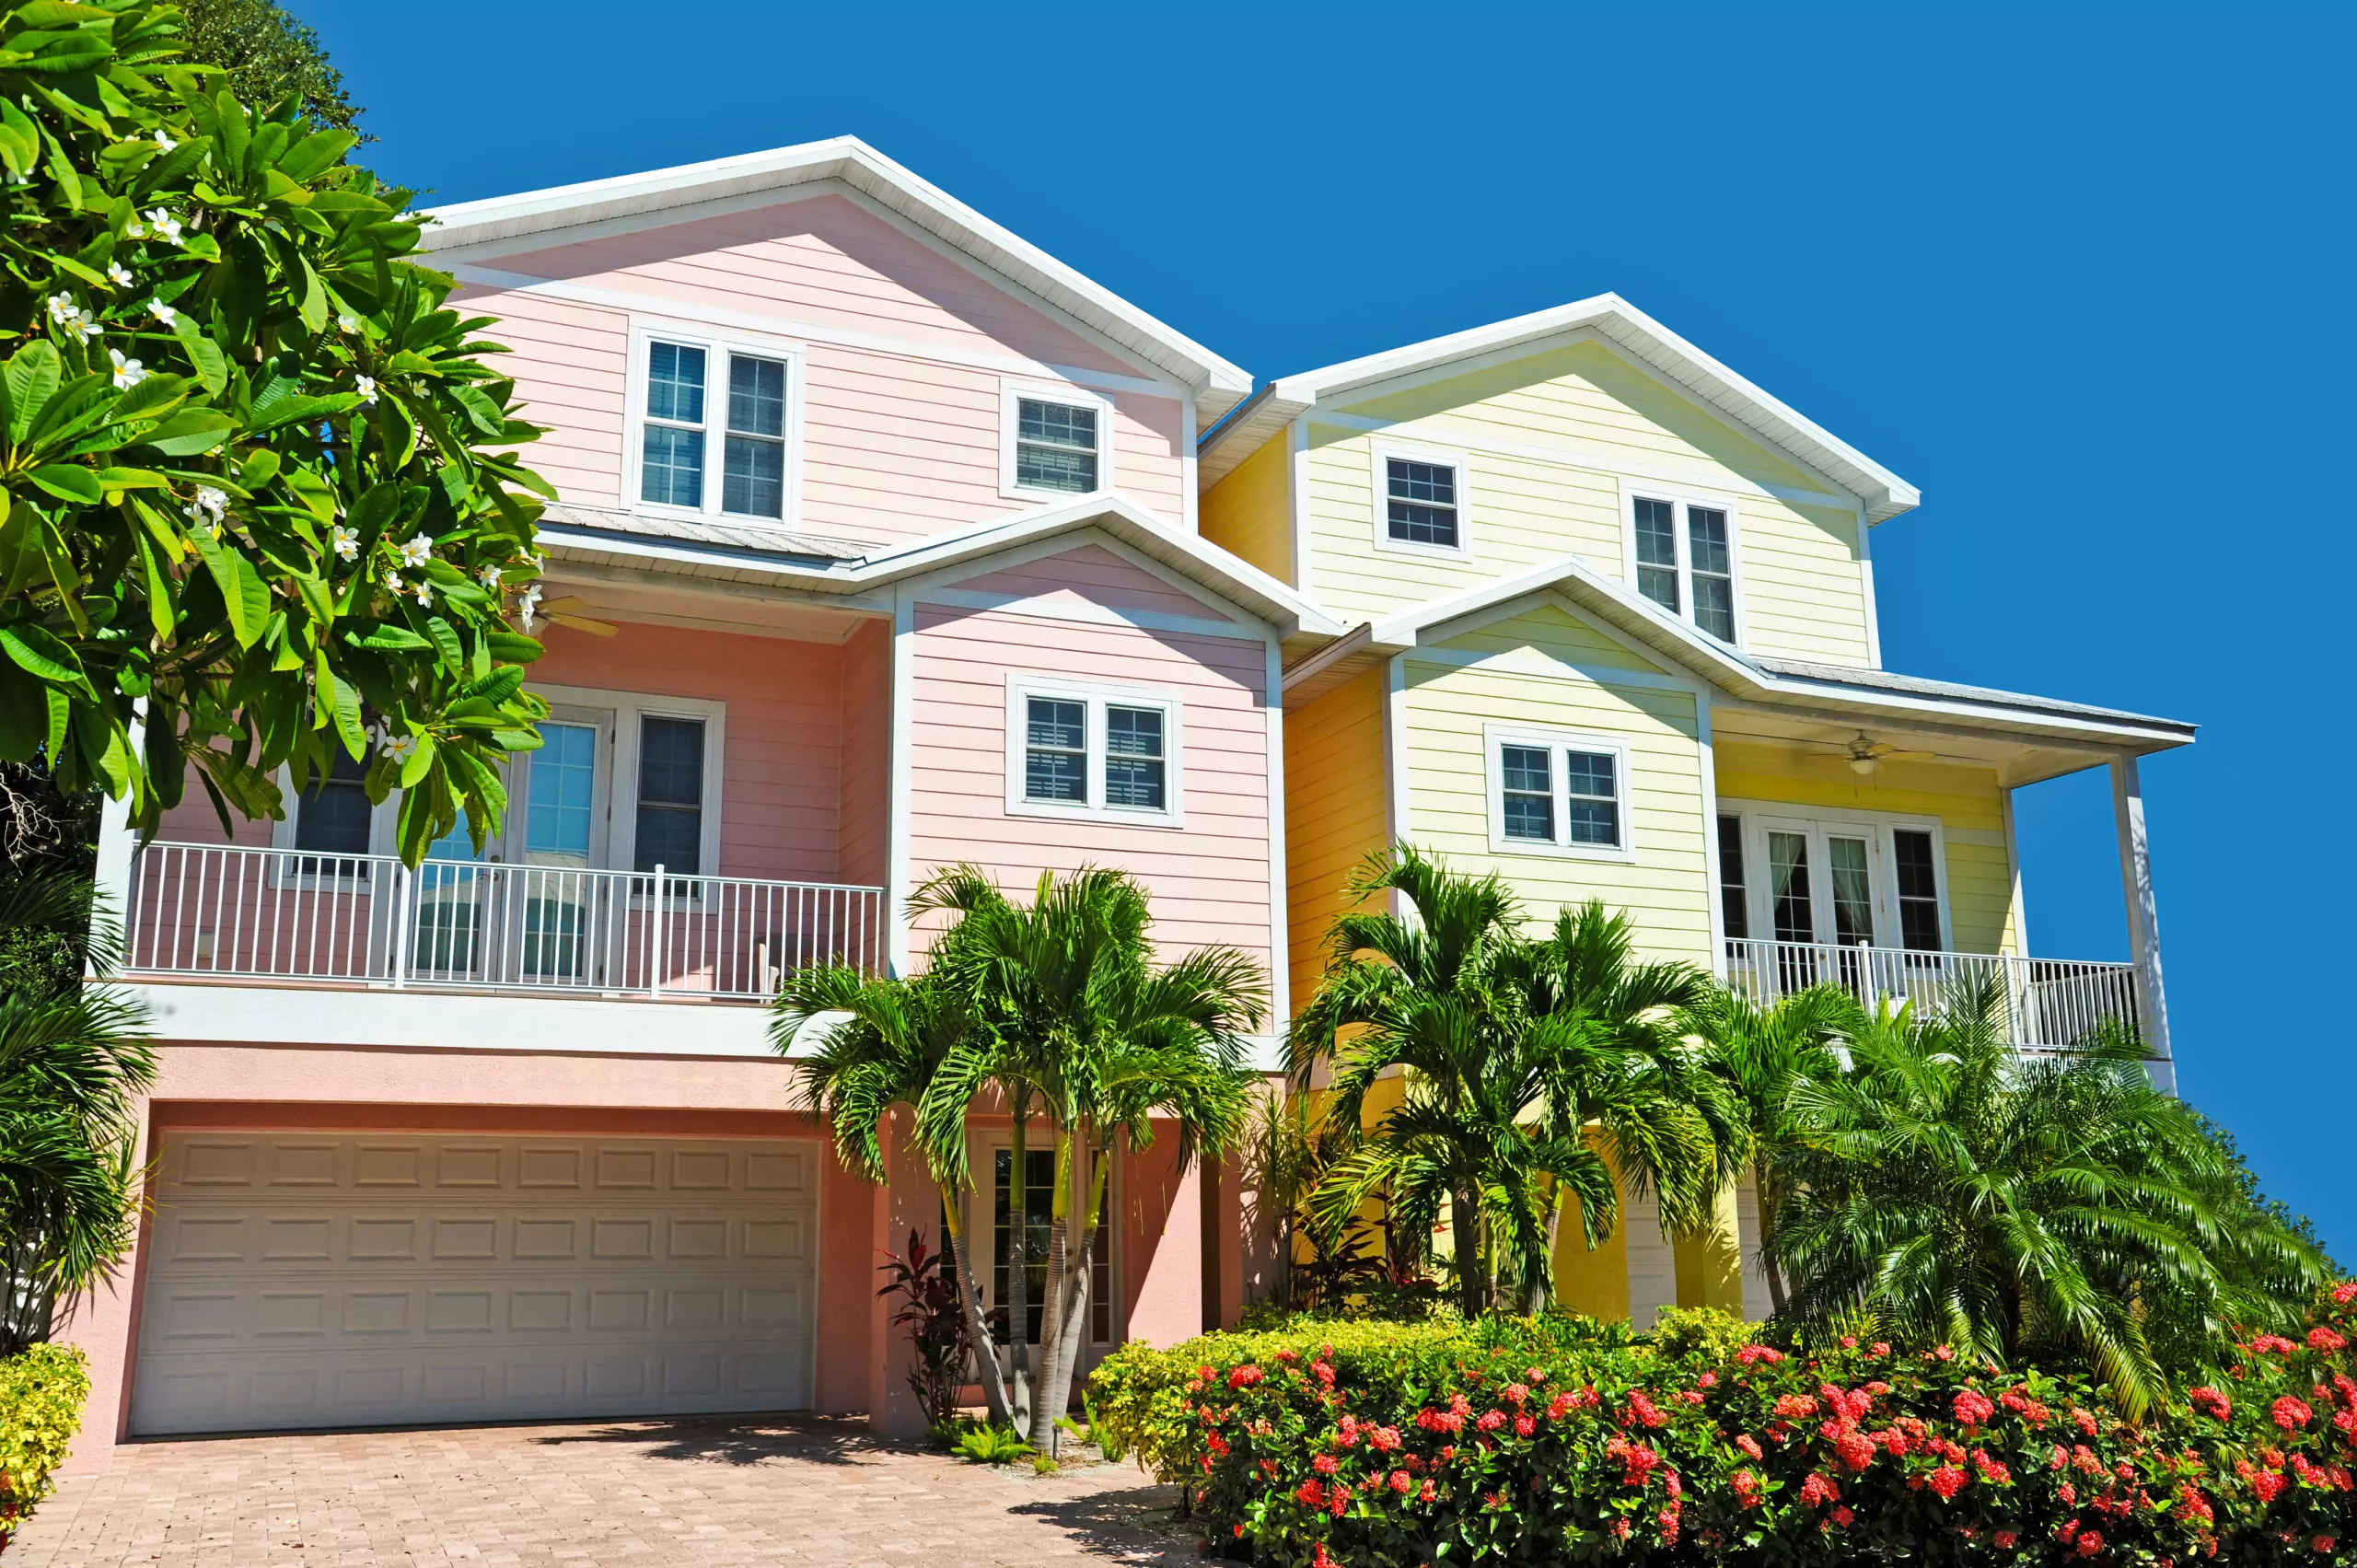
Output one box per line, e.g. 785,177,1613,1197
331,524,359,562
105,261,134,289
383,572,404,598
153,129,177,151
108,349,145,389
122,214,145,238
148,298,177,326
398,532,433,568
381,732,417,764
517,583,542,631
354,374,378,405
45,291,76,324
413,579,434,608
69,307,100,341
477,564,500,590
337,312,361,334
143,208,183,244
183,485,227,528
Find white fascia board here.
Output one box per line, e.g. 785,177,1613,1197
129,982,785,1058
541,495,1346,639
419,136,1252,427
1197,385,1312,488
1268,293,1922,524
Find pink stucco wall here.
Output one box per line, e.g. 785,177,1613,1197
906,545,1275,978
455,192,1189,542
835,619,891,889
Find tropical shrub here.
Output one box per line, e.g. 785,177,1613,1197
877,1229,969,1428
1089,1289,2357,1566
0,1343,90,1552
0,0,557,855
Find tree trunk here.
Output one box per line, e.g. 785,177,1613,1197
937,1179,1016,1426
1528,1176,1564,1316
1004,1085,1033,1427
1028,1128,1076,1450
1032,1145,1109,1453
1450,1187,1484,1319
1756,1156,1787,1318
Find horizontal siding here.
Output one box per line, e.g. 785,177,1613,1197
1200,432,1294,584
1403,607,1713,966
946,543,1223,620
1300,337,1874,668
1282,668,1389,1011
1713,739,2018,956
459,192,1188,542
907,556,1274,982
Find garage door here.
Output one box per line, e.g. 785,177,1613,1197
131,1132,819,1436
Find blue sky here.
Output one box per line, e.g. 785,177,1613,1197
304,2,2354,1257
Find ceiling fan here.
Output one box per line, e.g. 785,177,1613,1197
1839,731,1936,775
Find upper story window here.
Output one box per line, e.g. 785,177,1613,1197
633,715,707,876
1630,495,1738,643
293,749,373,858
1484,726,1631,860
633,328,799,524
1369,443,1471,556
1002,383,1113,500
1005,676,1181,825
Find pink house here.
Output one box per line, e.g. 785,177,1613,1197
65,138,1340,1464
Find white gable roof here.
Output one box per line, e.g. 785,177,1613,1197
1203,293,1920,522
419,137,1255,428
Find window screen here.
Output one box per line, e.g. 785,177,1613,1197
1104,705,1166,809
1893,829,1943,951
1718,814,1748,940
1385,458,1459,548
1024,698,1087,803
641,342,707,507
1015,399,1099,493
1563,750,1620,847
633,715,705,875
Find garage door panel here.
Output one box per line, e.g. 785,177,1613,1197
133,1133,819,1436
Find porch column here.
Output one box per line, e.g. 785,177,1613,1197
2109,756,2174,1092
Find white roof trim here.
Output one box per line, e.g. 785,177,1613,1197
537,494,1346,641
419,137,1254,428
1261,293,1921,523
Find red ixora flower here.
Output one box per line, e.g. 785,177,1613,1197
1227,1365,1264,1389
2309,1326,2349,1353
1928,1465,1968,1501
1953,1388,1996,1427
2272,1396,2314,1430
1994,1529,2019,1550
1313,1453,1339,1475
2189,1387,2232,1421
1735,1433,1763,1460
1730,1469,1763,1507
2250,1334,2300,1355
2332,1280,2357,1305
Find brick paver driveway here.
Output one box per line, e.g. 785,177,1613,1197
12,1415,1203,1566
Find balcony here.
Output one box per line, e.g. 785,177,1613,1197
122,841,887,1002
1723,937,2143,1052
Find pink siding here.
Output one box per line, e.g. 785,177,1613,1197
836,619,890,887
533,621,846,883
454,192,1189,542
905,551,1275,982
951,542,1225,620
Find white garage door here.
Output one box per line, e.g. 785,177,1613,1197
131,1132,819,1436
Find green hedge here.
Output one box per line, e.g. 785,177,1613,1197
1089,1292,2357,1565
1,1345,90,1551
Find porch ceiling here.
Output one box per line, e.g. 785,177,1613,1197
1705,702,2136,789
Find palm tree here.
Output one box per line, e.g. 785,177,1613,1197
1291,848,1730,1318
772,965,1019,1426
0,873,155,1356
1769,977,2330,1417
1679,981,1853,1314
913,865,1262,1450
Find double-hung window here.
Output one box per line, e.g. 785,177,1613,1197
1007,678,1181,823
636,333,795,522
1630,495,1738,643
1003,384,1110,498
1372,446,1469,552
633,714,707,877
1486,727,1631,857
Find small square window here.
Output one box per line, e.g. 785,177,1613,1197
1015,399,1099,494
1386,458,1459,548
1008,683,1183,824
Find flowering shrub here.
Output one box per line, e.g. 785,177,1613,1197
0,1345,90,1554
1088,1285,2357,1565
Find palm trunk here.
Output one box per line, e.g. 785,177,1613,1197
1004,1084,1033,1427
1028,1127,1076,1450
1450,1187,1484,1319
937,1179,1016,1426
1032,1144,1109,1453
1755,1156,1787,1318
1528,1175,1563,1316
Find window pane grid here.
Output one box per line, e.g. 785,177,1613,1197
1893,829,1944,951
1500,745,1552,841
1104,705,1165,809
640,343,708,509
1386,458,1459,548
1024,697,1087,803
634,715,704,876
1563,750,1620,847
1769,831,1813,944
1016,398,1099,493
1717,814,1748,940
1688,507,1735,640
1634,497,1679,612
1828,836,1875,945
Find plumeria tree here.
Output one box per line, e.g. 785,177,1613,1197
0,0,554,858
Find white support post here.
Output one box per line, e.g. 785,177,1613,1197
90,702,143,975
650,865,666,999
2109,756,2174,1091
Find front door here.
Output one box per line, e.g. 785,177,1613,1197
513,710,615,986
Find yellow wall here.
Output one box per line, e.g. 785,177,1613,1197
1713,738,2021,955
1297,338,1875,666
1282,668,1390,1009
1200,430,1293,584
1672,1184,1747,1314
1399,601,1715,965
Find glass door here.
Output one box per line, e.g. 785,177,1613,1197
515,711,614,986
409,798,507,981
1753,817,1887,995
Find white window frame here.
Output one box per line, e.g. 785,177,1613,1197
999,379,1116,502
269,757,401,887
968,1132,1123,1350
1620,484,1747,646
1004,674,1184,829
528,684,727,881
623,320,806,529
1481,723,1636,863
1369,439,1474,560
1718,798,1951,952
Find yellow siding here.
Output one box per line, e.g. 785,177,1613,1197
1200,431,1294,584
1401,604,1714,965
1283,668,1390,1009
1714,739,2021,955
1673,1184,1747,1314
1553,1191,1631,1321
1300,339,1873,666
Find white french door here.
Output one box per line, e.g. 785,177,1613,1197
1757,817,1885,948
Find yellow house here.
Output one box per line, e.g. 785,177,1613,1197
1199,295,2192,1325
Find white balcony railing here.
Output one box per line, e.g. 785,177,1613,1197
122,841,886,1001
1724,938,2142,1051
